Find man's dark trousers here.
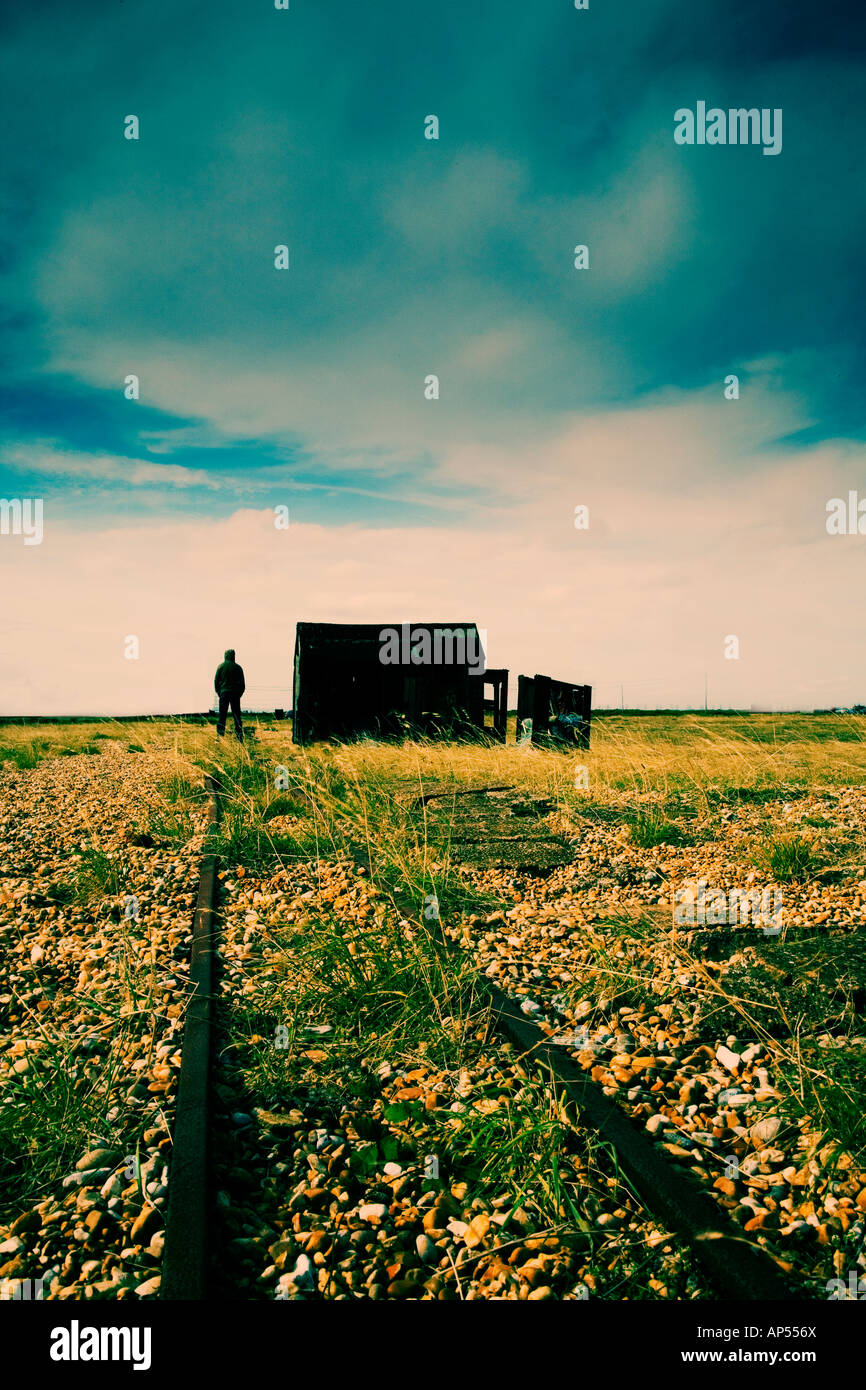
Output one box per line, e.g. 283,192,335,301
217,693,244,741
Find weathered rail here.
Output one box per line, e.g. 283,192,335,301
483,981,795,1301
161,776,221,1300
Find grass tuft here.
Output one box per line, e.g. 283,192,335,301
754,833,819,881
627,808,689,848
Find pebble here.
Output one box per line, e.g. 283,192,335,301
130,1207,162,1243
287,1254,315,1289
61,1170,111,1189
717,1089,751,1107
75,1148,119,1173
750,1116,782,1147
464,1213,490,1248
415,1234,437,1263
358,1204,388,1224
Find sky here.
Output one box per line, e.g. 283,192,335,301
1,0,865,714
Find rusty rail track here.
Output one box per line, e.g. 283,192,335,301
161,775,221,1300
483,980,795,1300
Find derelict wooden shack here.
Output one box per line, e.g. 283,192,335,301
292,621,508,745
516,674,592,749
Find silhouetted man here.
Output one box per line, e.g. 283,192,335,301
215,648,245,741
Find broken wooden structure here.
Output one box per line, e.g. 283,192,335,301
516,674,592,749
292,621,508,745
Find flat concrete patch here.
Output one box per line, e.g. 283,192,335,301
417,786,573,872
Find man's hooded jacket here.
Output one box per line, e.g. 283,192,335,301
214,650,245,698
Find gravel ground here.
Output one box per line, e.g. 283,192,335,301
212,858,710,1301
447,786,866,1297
4,745,863,1302
0,744,206,1300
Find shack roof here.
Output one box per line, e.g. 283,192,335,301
295,621,481,644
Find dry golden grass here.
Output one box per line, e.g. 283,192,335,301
4,712,866,803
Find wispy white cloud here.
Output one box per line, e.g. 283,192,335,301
2,443,221,489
